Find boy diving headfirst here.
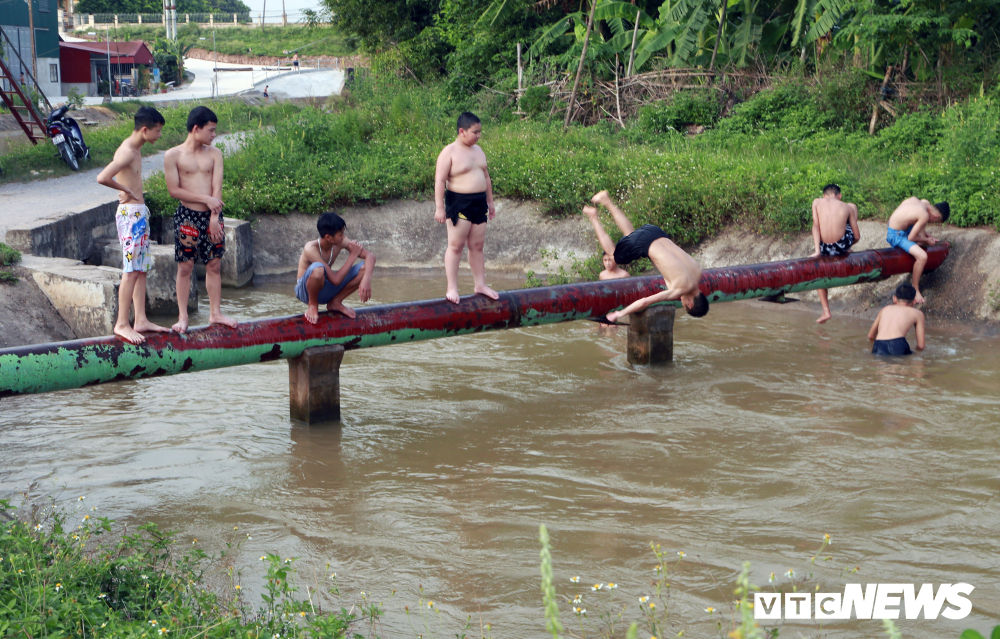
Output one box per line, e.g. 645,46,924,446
886,197,949,304
584,191,709,322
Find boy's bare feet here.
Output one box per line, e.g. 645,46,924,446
114,324,146,345
816,312,832,324
134,319,171,334
209,312,239,328
172,317,189,333
327,301,356,319
474,283,499,300
591,190,611,206
446,288,461,304
304,305,320,324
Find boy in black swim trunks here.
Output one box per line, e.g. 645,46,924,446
809,183,860,324
868,283,925,356
433,112,498,304
164,106,237,332
583,191,708,321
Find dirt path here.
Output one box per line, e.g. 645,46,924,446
0,132,247,244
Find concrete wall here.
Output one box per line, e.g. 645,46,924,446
251,199,595,282
5,201,117,262
35,56,62,99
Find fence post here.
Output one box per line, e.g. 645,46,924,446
138,14,142,23
186,13,189,23
233,13,237,23
89,14,94,26
114,14,118,27
209,13,213,25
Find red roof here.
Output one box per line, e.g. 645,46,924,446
59,40,155,65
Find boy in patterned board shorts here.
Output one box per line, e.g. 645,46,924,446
164,106,237,332
96,106,171,344
808,183,860,324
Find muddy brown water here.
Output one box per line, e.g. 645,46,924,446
2,271,999,638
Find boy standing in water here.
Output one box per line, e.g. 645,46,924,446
808,183,860,324
886,197,949,304
96,106,171,344
164,106,237,332
434,112,498,304
584,191,709,321
295,211,376,323
868,283,925,356
599,252,629,280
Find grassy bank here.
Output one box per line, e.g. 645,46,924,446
0,99,301,185
142,73,1000,249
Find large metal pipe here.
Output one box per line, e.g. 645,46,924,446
0,245,948,397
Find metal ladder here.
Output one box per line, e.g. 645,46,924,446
0,25,53,145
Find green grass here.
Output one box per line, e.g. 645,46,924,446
0,99,301,185
0,243,21,284
99,24,356,58
142,74,1000,248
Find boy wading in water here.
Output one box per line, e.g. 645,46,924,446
96,106,171,344
434,112,498,304
295,211,376,323
164,106,237,332
809,183,860,324
599,252,629,280
886,197,949,304
868,283,925,356
584,191,709,322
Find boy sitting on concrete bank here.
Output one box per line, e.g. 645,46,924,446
808,183,860,324
96,105,170,344
867,283,925,356
295,211,376,324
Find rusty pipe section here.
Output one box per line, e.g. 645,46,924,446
0,244,948,397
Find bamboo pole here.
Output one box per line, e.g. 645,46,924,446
564,0,598,131
626,9,640,77
868,65,893,135
708,0,727,76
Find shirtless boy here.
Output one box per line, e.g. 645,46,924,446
868,283,925,356
886,197,949,304
434,111,497,304
599,252,629,280
164,106,237,332
96,106,170,344
584,191,709,322
809,183,860,323
295,211,375,323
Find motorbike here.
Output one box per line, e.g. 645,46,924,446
46,105,90,171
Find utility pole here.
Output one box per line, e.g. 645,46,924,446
26,0,37,86
106,25,112,100
213,30,217,97
281,0,286,26
261,0,266,29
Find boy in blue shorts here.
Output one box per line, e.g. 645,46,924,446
295,211,376,323
886,197,949,304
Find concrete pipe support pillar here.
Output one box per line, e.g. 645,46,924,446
288,344,344,424
627,305,675,365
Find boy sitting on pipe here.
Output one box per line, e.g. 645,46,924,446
583,191,709,321
808,183,860,324
295,211,376,324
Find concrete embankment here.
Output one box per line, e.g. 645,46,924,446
4,198,998,348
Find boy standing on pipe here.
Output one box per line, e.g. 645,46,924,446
584,191,709,321
434,112,498,304
808,183,860,324
97,106,171,345
295,211,376,323
886,197,949,304
164,106,237,332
